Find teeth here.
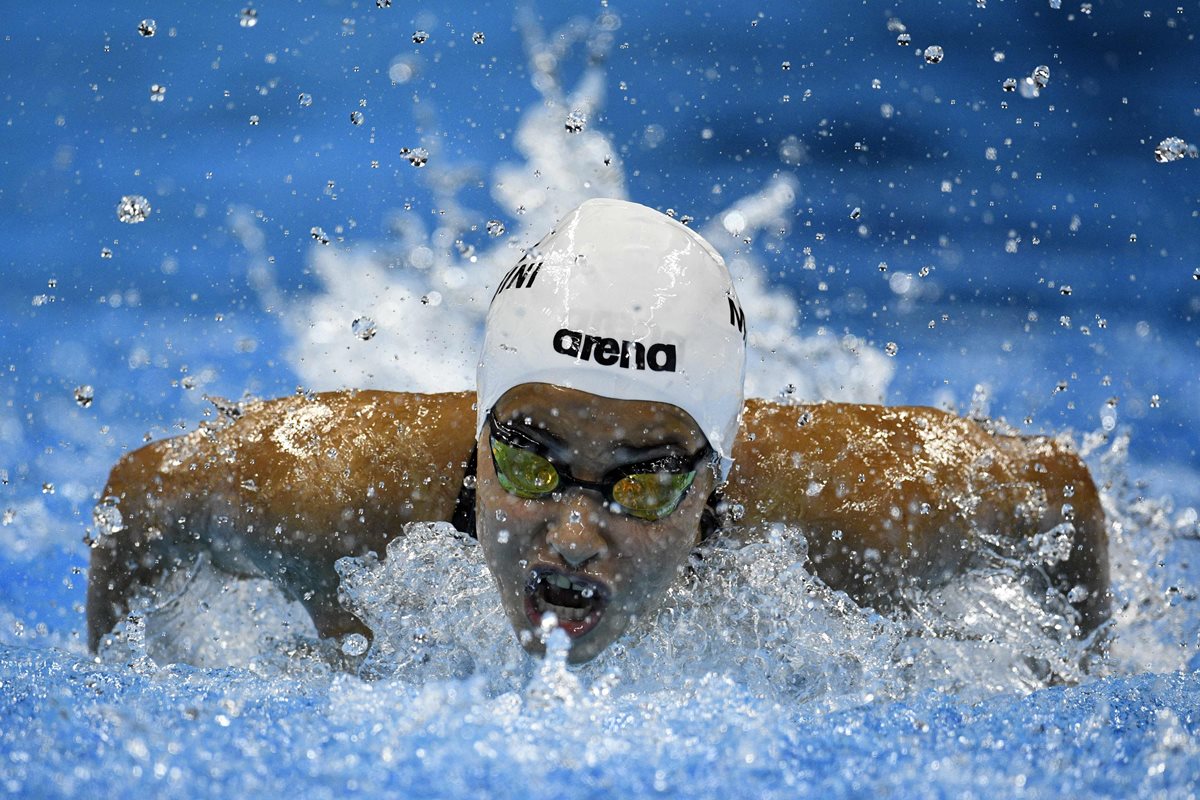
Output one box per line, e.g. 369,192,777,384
550,574,573,590
540,600,591,621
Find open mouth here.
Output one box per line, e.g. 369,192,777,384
524,566,611,639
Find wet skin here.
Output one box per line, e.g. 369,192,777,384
476,384,716,663
87,386,1110,659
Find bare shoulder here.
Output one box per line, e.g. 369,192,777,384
118,389,473,470
104,389,478,529
732,399,1012,490
735,397,1081,466
727,397,1098,539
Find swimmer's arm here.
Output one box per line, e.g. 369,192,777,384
87,390,477,651
1002,433,1110,632
727,400,978,599
726,399,1108,631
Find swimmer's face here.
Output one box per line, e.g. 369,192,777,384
476,383,716,663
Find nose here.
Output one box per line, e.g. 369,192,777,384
545,492,608,567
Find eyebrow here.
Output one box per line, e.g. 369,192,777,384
496,413,696,465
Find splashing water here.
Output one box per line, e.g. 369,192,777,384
1155,136,1198,164
246,12,886,406
116,195,151,224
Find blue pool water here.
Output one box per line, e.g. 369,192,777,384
1,2,1199,797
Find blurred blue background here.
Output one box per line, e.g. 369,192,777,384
0,0,1197,634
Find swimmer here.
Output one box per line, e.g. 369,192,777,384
87,199,1110,664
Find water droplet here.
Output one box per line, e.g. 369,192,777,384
375,0,391,7
1060,285,1072,296
1154,137,1198,163
923,45,944,64
116,195,151,224
1066,585,1088,603
400,147,429,167
149,84,166,102
1081,3,1093,14
781,61,792,70
495,509,507,522
138,19,157,37
100,247,113,259
496,529,510,544
74,385,95,408
1193,268,1200,280
486,219,506,237
341,633,369,656
351,317,377,340
42,483,55,495
884,341,899,356
722,211,747,236
412,30,428,44
310,226,330,245
239,8,258,28
297,92,313,107
350,110,364,126
878,261,888,272
1150,394,1161,408
423,291,443,307
1031,64,1051,90
92,496,124,538
850,207,861,220
1002,78,1017,92
896,33,912,46
1049,0,1062,8
564,110,587,134
1,509,13,526
472,31,485,44
778,134,808,165
248,114,260,126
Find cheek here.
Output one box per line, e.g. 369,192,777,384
475,477,543,563
616,512,702,579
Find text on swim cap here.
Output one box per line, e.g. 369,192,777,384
727,295,746,341
492,258,543,301
552,328,677,372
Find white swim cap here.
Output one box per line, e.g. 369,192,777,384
476,198,747,479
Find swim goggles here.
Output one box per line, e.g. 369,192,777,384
487,408,712,521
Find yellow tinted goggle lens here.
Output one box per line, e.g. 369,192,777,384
491,438,559,498
612,471,696,521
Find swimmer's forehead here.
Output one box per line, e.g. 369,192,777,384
492,383,707,452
